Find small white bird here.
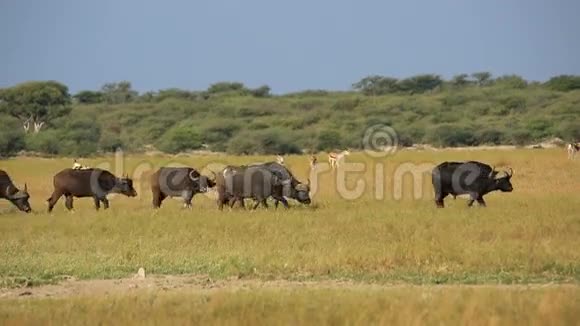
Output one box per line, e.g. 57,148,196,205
72,159,90,170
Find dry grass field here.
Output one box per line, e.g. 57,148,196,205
1,148,579,324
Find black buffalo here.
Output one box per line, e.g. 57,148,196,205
432,161,513,208
0,170,31,213
251,162,311,207
47,168,137,212
151,167,216,208
216,165,289,210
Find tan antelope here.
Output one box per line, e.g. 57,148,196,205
309,155,318,170
328,150,350,169
276,155,285,165
567,143,579,160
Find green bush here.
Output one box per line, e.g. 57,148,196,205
545,75,580,92
316,129,343,151
526,119,553,139
509,129,533,146
494,75,528,89
226,129,301,155
477,128,505,145
499,95,526,112
425,124,479,147
156,121,203,154
556,121,580,142
25,130,61,155
99,131,124,153
0,116,25,157
58,117,101,156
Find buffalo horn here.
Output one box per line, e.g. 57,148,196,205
189,170,199,181
488,166,496,178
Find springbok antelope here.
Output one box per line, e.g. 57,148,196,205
328,150,350,169
276,155,285,165
567,143,579,160
309,155,317,170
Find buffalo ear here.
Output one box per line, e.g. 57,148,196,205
307,178,311,186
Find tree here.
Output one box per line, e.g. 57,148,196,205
494,75,527,89
544,75,580,92
101,81,138,104
250,85,271,98
0,81,71,133
154,88,199,102
207,82,248,95
398,74,443,94
73,90,103,104
451,74,471,87
471,72,493,86
352,75,398,95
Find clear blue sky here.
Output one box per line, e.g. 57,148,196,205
1,0,579,94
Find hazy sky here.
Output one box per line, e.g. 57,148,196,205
1,0,579,94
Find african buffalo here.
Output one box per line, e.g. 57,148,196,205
216,165,289,210
432,161,513,208
0,170,31,213
150,167,216,208
47,168,137,212
251,162,311,207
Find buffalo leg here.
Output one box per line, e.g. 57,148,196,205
434,192,447,208
93,196,101,210
234,198,246,209
102,198,109,209
218,197,227,210
476,197,487,207
274,197,289,209
260,198,269,209
65,195,74,211
251,199,261,210
467,193,478,207
152,190,166,208
229,197,245,209
47,191,63,213
182,191,193,209
228,197,237,208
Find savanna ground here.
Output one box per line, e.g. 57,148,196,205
0,148,579,324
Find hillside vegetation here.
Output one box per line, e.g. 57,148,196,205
1,74,580,157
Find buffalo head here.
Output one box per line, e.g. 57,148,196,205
7,184,32,213
293,179,311,205
115,175,138,197
492,168,513,192
190,171,216,193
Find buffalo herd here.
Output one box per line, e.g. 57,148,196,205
0,158,514,213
